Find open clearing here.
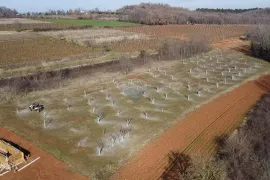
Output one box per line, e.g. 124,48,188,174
117,25,251,42
0,49,269,179
113,74,270,180
44,19,141,27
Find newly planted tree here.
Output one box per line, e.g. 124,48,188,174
195,89,203,97
116,108,122,116
97,142,104,156
163,93,168,99
96,112,104,123
149,97,155,104
110,135,117,147
88,98,94,106
126,118,132,126
143,110,148,119
184,94,191,101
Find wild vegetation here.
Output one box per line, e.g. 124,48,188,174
249,25,270,62
118,3,270,25
0,6,18,18
196,8,261,13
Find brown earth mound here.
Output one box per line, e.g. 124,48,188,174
113,75,270,180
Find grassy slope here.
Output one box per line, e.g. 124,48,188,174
45,19,141,27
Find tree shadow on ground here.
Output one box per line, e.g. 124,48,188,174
232,44,251,56
161,151,192,180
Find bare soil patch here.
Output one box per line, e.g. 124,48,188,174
0,127,88,180
0,37,93,66
113,75,270,180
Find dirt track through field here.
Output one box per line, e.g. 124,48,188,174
0,127,88,180
113,75,270,180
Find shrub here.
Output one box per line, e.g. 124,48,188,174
158,37,210,60
217,93,270,180
248,25,270,61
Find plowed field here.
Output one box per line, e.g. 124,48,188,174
117,25,251,42
113,75,270,180
0,127,88,180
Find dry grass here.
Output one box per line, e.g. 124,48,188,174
0,18,51,24
109,38,164,52
40,29,148,46
0,31,41,41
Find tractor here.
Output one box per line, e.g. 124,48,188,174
29,103,44,112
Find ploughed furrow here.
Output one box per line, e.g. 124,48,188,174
113,75,270,180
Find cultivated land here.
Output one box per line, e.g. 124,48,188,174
113,75,270,180
117,25,251,41
44,19,141,27
1,49,269,179
1,17,269,179
0,36,95,66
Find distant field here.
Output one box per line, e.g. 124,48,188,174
40,28,176,53
0,37,94,66
0,18,51,24
40,28,148,49
44,19,141,27
117,25,251,42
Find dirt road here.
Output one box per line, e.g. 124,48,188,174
113,75,270,180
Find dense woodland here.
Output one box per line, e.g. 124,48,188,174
0,7,18,18
118,3,270,25
196,8,260,13
249,25,270,61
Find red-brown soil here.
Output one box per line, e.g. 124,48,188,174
113,75,270,180
212,38,250,52
117,25,251,42
0,127,88,180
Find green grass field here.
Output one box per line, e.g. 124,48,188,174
45,19,141,27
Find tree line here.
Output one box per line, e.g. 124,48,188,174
196,8,260,13
0,6,18,18
118,3,270,25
